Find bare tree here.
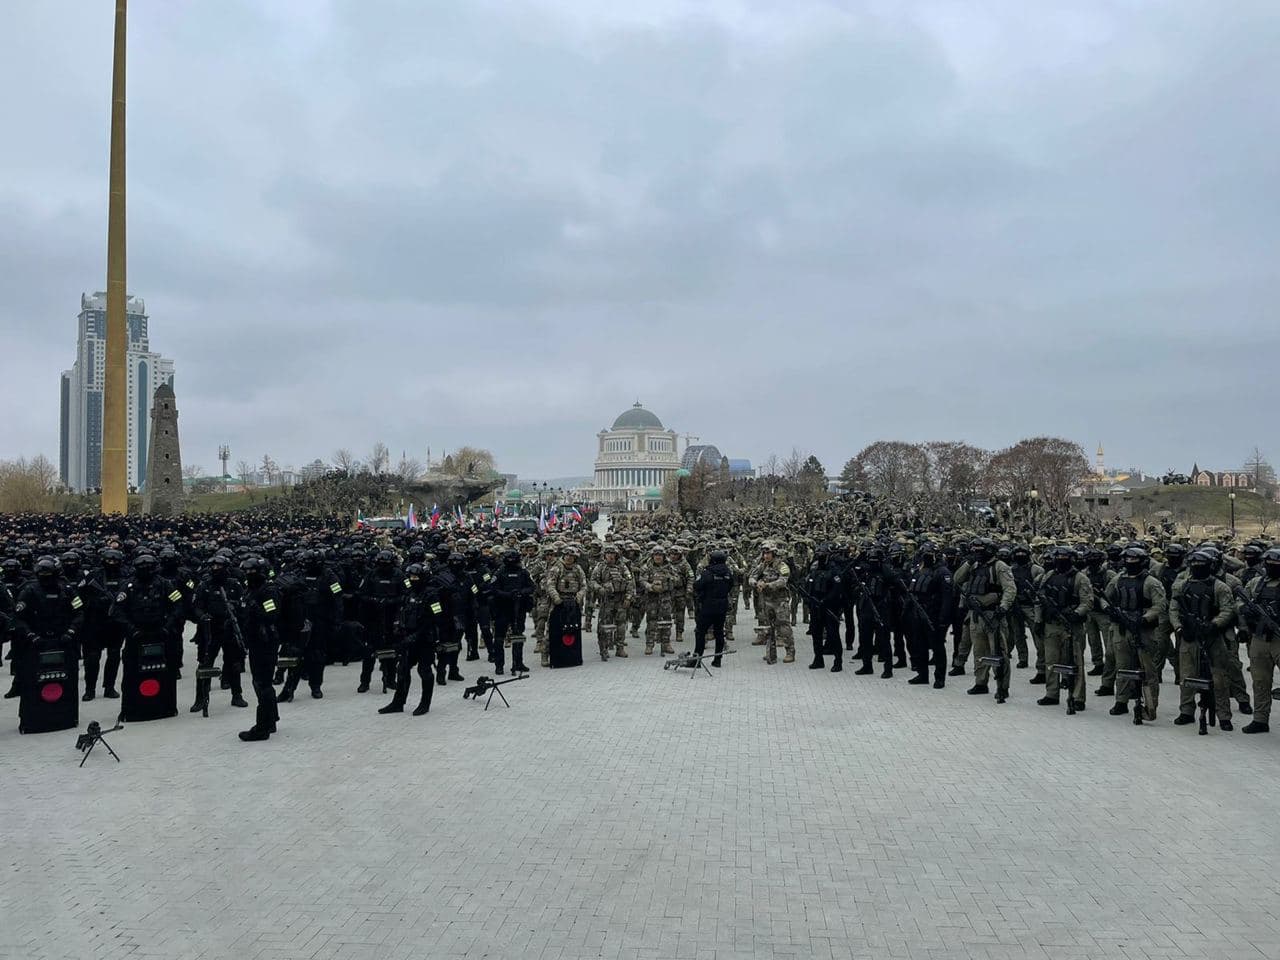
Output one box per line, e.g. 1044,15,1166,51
439,446,496,479
366,442,390,475
332,448,356,472
395,456,424,481
760,453,782,477
1244,446,1276,496
984,437,1088,505
236,459,255,488
781,447,808,480
183,464,203,481
0,456,58,512
260,454,279,486
853,441,930,498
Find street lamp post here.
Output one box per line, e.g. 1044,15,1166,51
1029,487,1039,537
1229,491,1236,536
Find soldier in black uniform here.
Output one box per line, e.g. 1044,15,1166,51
693,549,733,667
158,547,195,677
12,556,85,733
357,550,404,693
279,550,342,701
491,549,534,675
108,553,185,721
461,546,494,663
906,542,952,688
434,552,468,684
2,558,27,699
236,557,283,742
805,546,845,673
80,548,128,700
378,562,443,716
854,547,894,678
191,555,249,712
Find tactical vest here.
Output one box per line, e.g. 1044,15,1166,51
1114,574,1150,613
967,562,993,599
1010,562,1035,604
1156,562,1182,593
1179,577,1216,622
1254,579,1280,634
1042,571,1075,617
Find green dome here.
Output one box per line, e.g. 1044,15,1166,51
506,489,523,499
612,402,664,431
644,487,663,498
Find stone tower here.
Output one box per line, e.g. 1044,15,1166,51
143,382,183,516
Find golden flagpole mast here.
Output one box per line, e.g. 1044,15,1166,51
101,0,129,514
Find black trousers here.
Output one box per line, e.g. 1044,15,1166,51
390,640,435,709
247,645,279,732
693,612,725,657
907,612,946,680
810,609,841,664
81,633,123,692
858,607,891,668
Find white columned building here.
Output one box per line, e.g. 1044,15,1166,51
579,403,679,511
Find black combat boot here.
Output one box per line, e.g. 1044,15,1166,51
1242,720,1269,734
239,726,270,742
908,673,928,685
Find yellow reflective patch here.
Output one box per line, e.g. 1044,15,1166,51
430,602,443,615
186,580,195,589
71,596,83,609
404,579,412,589
168,590,182,602
471,584,479,594
262,599,277,612
330,582,342,594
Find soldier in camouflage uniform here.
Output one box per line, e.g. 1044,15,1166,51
589,543,634,659
749,542,795,664
667,544,695,641
541,546,588,667
638,546,678,655
1101,545,1166,720
958,538,1017,702
625,542,646,639
528,544,554,658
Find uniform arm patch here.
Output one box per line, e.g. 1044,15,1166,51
262,599,277,613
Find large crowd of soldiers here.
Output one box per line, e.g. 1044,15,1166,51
2,496,1279,743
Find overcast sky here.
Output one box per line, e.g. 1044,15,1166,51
1,0,1275,480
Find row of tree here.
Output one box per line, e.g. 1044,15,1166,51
836,437,1090,506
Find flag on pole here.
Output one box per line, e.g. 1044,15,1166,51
430,503,441,528
538,505,547,534
406,504,418,530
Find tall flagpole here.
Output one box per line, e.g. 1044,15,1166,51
101,0,129,514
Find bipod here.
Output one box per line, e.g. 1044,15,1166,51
664,648,736,678
76,721,123,767
463,674,528,710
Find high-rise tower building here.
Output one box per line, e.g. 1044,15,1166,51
60,291,174,492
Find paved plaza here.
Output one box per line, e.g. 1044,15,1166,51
3,619,1279,960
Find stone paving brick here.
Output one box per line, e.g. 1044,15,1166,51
2,611,1279,960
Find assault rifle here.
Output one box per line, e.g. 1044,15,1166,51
1177,604,1217,735
1098,596,1148,726
1233,585,1280,641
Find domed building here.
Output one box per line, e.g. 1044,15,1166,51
579,402,680,511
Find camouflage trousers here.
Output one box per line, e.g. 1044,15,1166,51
1008,605,1042,670
1247,634,1280,725
1177,635,1234,723
1113,628,1161,718
644,594,674,650
1086,611,1115,687
532,599,551,652
968,609,1009,694
596,597,629,655
757,593,794,661
1043,621,1086,702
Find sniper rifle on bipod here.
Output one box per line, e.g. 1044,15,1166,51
664,648,737,678
462,674,527,710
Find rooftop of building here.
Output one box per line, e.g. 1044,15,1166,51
610,402,664,432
